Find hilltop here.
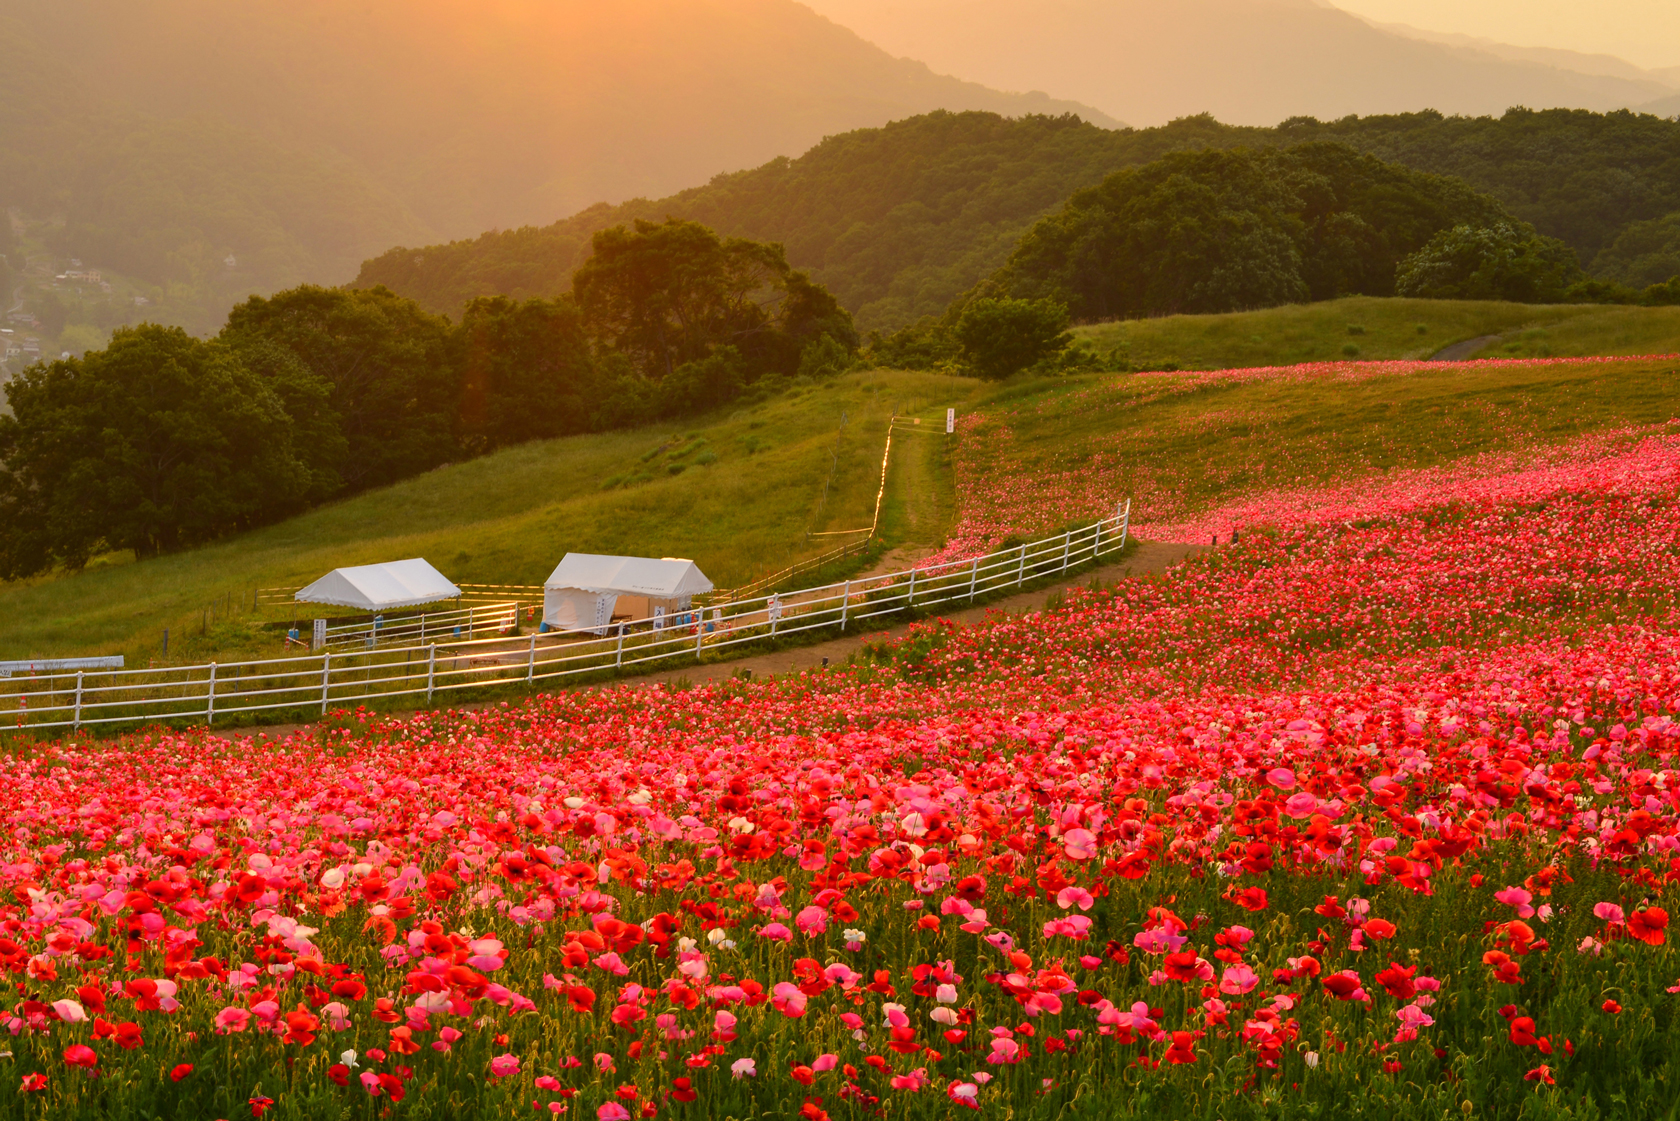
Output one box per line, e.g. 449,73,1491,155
358,108,1680,331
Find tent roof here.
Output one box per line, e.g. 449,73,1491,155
295,558,461,611
544,554,714,598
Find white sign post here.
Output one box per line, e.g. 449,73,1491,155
312,619,327,651
946,407,955,434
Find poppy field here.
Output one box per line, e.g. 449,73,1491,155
4,363,1680,1119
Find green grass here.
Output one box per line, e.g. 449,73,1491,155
1072,297,1680,370
8,296,1678,672
0,370,980,666
946,355,1680,542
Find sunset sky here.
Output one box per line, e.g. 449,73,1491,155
1326,0,1679,69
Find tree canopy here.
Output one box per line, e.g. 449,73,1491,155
358,108,1680,333
0,326,309,576
0,220,857,576
994,143,1514,319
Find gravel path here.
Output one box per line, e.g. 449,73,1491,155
1431,334,1502,361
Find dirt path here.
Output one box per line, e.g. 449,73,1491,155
208,540,1205,742
1431,335,1501,361
624,539,1205,688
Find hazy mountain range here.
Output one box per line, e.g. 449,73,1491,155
3,0,1678,344
803,0,1680,127
0,0,1109,330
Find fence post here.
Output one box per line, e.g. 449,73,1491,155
1121,499,1131,549
616,626,626,669
320,654,331,716
1093,519,1102,558
527,634,537,684
840,580,851,630
908,568,917,608
695,614,705,657
206,662,218,725
969,556,980,601
72,671,84,731
1062,529,1072,573
425,645,436,702
468,606,475,639
1017,544,1027,586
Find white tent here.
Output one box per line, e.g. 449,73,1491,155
295,558,461,611
543,554,714,633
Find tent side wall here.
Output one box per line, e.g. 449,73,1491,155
543,588,618,634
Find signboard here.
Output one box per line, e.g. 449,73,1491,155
946,407,955,434
312,619,327,651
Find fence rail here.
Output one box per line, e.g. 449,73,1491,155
315,603,520,650
3,503,1129,735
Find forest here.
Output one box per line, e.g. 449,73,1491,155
358,107,1680,332
0,220,857,578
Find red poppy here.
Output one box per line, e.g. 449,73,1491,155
1163,1031,1199,1064
670,1077,697,1103
1164,951,1201,981
1232,887,1268,912
1509,1017,1539,1047
1524,1065,1555,1085
1629,908,1668,946
1602,999,1622,1014
64,1045,97,1069
284,1006,320,1046
19,1073,46,1092
114,1021,144,1050
170,1064,193,1082
1363,919,1397,940
1322,971,1362,1000
249,1096,276,1118
328,1064,350,1087
1374,962,1416,1000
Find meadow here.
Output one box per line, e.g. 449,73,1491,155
6,297,1676,670
0,371,972,667
1071,298,1680,370
3,386,1679,1119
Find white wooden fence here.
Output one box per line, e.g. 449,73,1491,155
314,602,520,650
1,503,1128,735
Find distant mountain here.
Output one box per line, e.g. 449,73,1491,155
1644,94,1680,118
802,0,1675,127
1361,19,1680,89
358,107,1680,332
0,0,1114,336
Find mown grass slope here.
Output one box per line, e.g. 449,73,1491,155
943,354,1680,547
1072,297,1680,371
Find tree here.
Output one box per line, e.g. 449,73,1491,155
220,285,458,492
457,295,597,450
1395,222,1582,302
574,219,785,381
224,338,347,502
573,219,855,387
1591,211,1680,290
0,325,308,576
998,144,1512,319
955,297,1070,380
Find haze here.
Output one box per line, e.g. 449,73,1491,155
1332,0,1680,71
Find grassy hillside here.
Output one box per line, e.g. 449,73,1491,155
0,370,977,666
358,109,1680,333
5,297,1676,669
928,350,1680,561
1071,298,1680,370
